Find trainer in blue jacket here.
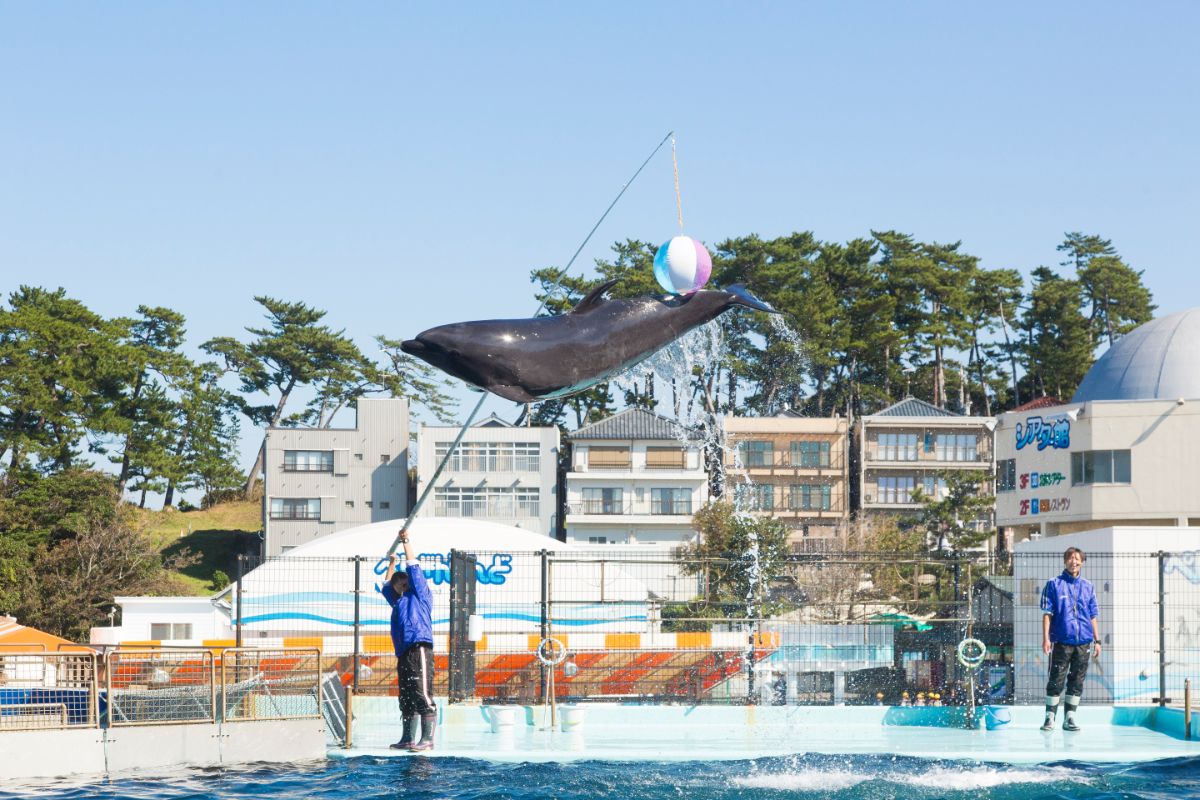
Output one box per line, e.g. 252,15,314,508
382,531,435,751
1039,547,1100,732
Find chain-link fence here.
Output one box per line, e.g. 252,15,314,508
220,647,321,721
234,550,1007,707
0,652,98,730
106,649,217,725
1013,550,1200,706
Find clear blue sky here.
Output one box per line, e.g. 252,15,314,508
3,2,1198,473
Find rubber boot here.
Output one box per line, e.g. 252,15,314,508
1062,696,1081,731
409,713,436,751
390,715,418,750
1040,702,1057,732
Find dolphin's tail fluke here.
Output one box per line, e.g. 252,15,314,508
725,284,779,314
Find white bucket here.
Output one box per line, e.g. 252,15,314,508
559,706,585,732
486,705,517,733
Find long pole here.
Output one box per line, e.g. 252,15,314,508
352,556,362,693
1159,551,1168,707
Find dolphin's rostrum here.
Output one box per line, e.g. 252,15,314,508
400,281,778,403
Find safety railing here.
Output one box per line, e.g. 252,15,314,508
105,649,216,726
220,647,322,721
0,652,99,731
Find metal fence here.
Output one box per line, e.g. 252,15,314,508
0,652,98,730
0,647,324,731
234,550,1000,707
1012,550,1200,706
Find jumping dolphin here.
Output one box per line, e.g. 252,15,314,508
400,280,778,403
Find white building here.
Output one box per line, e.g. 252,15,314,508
564,408,708,547
262,397,409,556
996,307,1200,541
415,414,559,538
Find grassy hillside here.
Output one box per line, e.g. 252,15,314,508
138,500,262,595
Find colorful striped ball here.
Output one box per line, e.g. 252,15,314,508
653,235,712,296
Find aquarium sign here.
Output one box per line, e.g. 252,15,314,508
1019,471,1065,490
1019,497,1070,516
372,551,514,592
1015,415,1070,451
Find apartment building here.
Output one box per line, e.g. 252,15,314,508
262,397,409,556
857,397,995,526
415,413,560,537
724,412,850,552
564,408,708,547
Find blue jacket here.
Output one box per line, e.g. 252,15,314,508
1040,570,1099,645
381,563,433,656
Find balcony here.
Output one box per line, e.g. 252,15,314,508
269,509,322,520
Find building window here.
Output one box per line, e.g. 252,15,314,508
936,433,978,462
149,623,193,640
878,433,917,461
790,441,831,468
735,482,774,511
921,475,947,500
651,487,692,515
585,446,631,470
380,454,389,464
380,501,390,510
345,500,354,508
434,486,540,517
738,440,774,467
269,498,321,519
366,501,373,508
282,450,333,472
579,487,623,515
997,459,1016,492
588,536,609,544
646,447,686,469
1071,450,1132,485
789,484,832,511
877,476,916,504
436,442,541,472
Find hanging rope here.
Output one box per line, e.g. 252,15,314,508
671,135,684,233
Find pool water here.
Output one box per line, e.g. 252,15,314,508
4,755,1200,800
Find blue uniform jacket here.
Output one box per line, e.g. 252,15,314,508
381,562,433,656
1040,570,1099,645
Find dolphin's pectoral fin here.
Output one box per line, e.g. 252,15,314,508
570,278,620,315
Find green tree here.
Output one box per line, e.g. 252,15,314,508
0,287,126,473
671,502,794,627
909,470,995,553
376,336,459,423
1020,267,1094,400
1058,233,1155,347
963,267,1026,414
203,297,368,499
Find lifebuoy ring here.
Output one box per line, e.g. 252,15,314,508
536,637,568,666
957,637,986,668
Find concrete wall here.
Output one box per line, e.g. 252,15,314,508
416,422,559,537
264,398,410,555
0,719,326,780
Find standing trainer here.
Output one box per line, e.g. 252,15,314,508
1040,547,1100,732
383,530,436,751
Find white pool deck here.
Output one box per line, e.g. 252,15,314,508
334,701,1200,765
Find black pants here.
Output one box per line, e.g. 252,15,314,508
397,642,436,717
1045,642,1091,700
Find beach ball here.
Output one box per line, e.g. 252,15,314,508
654,235,712,295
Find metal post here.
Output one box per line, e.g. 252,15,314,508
1186,678,1192,740
1159,551,1168,707
235,554,245,648
352,556,362,694
540,549,549,705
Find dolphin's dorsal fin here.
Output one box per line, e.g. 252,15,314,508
570,278,619,315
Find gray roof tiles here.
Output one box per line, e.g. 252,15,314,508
568,407,702,441
869,397,963,418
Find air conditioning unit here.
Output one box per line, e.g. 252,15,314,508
864,494,873,503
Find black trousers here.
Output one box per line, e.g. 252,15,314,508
397,642,436,717
1045,642,1091,701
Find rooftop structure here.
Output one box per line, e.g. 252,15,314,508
564,408,707,547
723,413,850,552
416,413,560,538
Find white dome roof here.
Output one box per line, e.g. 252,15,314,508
1073,307,1200,402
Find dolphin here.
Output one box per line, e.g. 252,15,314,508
400,280,778,403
